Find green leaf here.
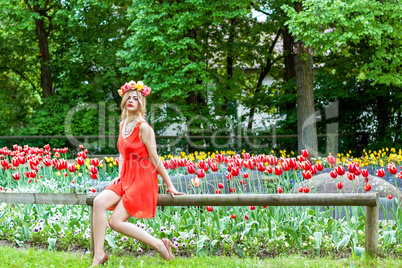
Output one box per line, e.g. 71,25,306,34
278,226,300,247
105,234,117,250
353,246,365,259
48,237,57,251
337,234,351,250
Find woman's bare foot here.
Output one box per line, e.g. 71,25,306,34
91,252,108,267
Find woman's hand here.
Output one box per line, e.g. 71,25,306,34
167,185,185,198
111,177,120,185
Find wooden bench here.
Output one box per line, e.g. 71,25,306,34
0,192,379,257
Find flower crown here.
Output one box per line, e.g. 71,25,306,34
118,80,151,97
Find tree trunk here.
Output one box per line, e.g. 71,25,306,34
32,3,53,98
283,26,296,82
294,2,318,156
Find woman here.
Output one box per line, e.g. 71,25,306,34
91,80,184,266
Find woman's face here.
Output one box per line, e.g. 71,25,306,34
125,90,140,113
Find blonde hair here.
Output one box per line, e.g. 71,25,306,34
120,90,147,121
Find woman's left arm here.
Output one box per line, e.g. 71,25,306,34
139,123,185,198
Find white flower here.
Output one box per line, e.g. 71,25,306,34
302,242,307,247
358,230,364,235
285,242,289,247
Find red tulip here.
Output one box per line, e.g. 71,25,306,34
388,194,393,199
218,183,224,189
91,158,99,167
364,183,371,192
90,172,98,180
302,170,312,180
244,214,249,220
226,173,233,180
298,187,303,193
376,169,385,178
18,156,26,164
197,160,207,170
315,163,323,172
388,163,398,175
43,158,52,167
215,189,221,194
297,155,305,162
347,172,355,181
231,214,236,219
197,169,205,179
347,163,356,173
12,158,19,168
301,149,309,158
250,206,255,210
245,159,255,170
303,186,310,193
234,158,244,169
206,206,213,212
231,166,240,177
215,154,224,163
79,145,84,150
67,164,75,173
243,153,250,160
12,172,20,181
266,155,278,166
273,166,282,176
257,163,265,172
330,170,337,178
354,167,361,176
300,161,312,171
281,161,290,172
187,164,196,174
169,159,178,170
230,187,236,193
337,182,343,190
210,163,218,172
243,172,249,179
91,187,96,193
335,166,345,176
89,165,98,174
310,165,317,175
75,157,84,166
361,169,369,178
266,166,273,174
277,187,283,194
327,155,336,165
71,179,75,184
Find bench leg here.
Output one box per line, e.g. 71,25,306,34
90,205,94,258
365,205,378,256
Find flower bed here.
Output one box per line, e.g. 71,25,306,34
0,145,401,257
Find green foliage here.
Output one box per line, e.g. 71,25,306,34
283,0,402,86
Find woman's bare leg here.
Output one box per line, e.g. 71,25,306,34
108,200,170,260
91,190,121,266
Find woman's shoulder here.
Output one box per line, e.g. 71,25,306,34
138,120,152,129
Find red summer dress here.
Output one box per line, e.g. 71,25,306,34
105,121,159,219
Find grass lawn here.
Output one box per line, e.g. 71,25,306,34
0,245,401,268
